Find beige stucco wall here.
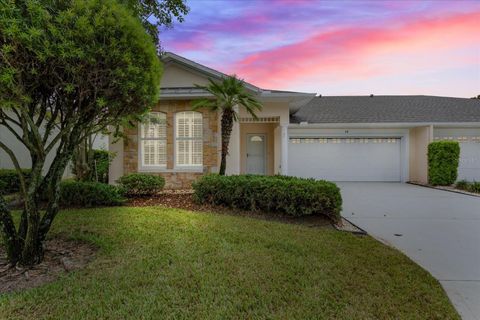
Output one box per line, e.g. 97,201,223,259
409,125,433,183
239,123,277,175
238,101,290,125
160,63,210,88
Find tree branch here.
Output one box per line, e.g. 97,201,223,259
0,140,27,197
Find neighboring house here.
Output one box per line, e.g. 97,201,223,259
0,118,107,177
108,52,480,188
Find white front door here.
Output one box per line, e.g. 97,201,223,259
246,134,266,174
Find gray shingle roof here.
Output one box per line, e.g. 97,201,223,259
291,95,480,124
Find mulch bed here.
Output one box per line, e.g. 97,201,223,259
127,190,334,228
0,238,97,294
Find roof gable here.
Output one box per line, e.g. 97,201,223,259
161,52,260,92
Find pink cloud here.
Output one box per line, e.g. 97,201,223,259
229,11,480,89
168,33,214,52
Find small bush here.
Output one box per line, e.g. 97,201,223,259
90,150,112,183
456,180,480,194
58,180,124,207
71,149,113,183
192,174,342,222
117,173,165,197
0,169,31,194
428,141,460,186
455,180,469,191
0,179,7,195
470,182,480,193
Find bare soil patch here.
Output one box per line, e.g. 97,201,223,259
128,190,333,228
0,238,96,294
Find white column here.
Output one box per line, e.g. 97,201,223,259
281,124,288,175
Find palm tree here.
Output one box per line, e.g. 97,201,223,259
192,76,262,175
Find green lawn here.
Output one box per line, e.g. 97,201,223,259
0,207,458,319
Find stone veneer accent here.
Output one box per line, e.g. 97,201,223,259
123,100,218,189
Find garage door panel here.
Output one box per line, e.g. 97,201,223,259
288,137,401,182
433,129,480,181
457,143,480,181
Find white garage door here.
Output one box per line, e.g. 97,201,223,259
434,128,480,181
288,137,402,182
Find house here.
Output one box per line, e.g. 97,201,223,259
0,114,108,177
108,52,480,188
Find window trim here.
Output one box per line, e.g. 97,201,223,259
138,112,167,171
174,111,203,170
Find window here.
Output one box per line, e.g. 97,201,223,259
140,112,167,167
175,111,203,167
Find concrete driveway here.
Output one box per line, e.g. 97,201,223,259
338,182,480,320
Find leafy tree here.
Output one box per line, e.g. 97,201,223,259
192,76,262,175
71,0,189,180
0,0,161,266
121,0,189,51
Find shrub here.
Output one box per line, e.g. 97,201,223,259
117,173,165,197
456,180,480,194
71,149,113,183
470,182,480,193
0,179,7,195
58,180,124,207
192,174,342,222
428,141,460,186
90,150,112,183
0,169,31,194
455,180,469,191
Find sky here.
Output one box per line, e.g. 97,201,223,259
161,0,480,97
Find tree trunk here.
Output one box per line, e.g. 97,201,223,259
219,109,234,175
0,151,73,266
18,159,46,265
0,197,20,264
0,179,44,266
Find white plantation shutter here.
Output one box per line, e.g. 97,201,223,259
140,112,167,167
175,111,203,167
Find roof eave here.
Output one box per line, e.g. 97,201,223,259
288,122,480,128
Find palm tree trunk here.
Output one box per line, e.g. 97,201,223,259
219,109,234,175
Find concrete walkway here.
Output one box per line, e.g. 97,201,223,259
338,182,480,320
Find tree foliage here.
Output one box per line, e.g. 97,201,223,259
0,0,161,265
192,76,262,175
120,0,189,51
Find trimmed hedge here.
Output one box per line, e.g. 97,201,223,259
192,174,342,221
117,173,165,197
428,141,460,186
58,180,125,207
0,169,31,194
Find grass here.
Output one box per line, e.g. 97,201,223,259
0,207,459,319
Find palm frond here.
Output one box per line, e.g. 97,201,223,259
191,75,262,118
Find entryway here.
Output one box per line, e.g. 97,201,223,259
246,134,266,174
